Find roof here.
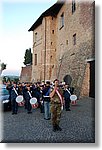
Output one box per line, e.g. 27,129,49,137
28,1,64,31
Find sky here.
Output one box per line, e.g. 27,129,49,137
0,0,57,76
1,0,102,148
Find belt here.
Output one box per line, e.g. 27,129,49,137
51,102,61,104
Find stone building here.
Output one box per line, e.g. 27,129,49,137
20,65,32,83
29,0,95,97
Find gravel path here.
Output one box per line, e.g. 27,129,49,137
1,97,95,143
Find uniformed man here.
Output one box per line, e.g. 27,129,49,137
23,84,32,114
6,82,20,115
50,79,63,132
63,84,71,111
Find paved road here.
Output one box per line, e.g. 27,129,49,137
1,97,95,143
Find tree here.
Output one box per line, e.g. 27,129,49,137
2,76,6,83
0,62,6,75
23,48,32,66
1,63,6,71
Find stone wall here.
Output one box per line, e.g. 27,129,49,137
31,0,95,97
20,65,32,83
32,24,43,82
32,16,57,82
55,1,95,97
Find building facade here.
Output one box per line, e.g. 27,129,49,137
20,65,32,83
29,0,95,97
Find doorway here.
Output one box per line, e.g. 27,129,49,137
89,60,95,98
81,60,95,98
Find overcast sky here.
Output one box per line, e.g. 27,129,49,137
0,0,57,76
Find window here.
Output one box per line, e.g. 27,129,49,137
35,32,37,41
73,33,76,45
60,13,64,29
72,0,76,14
52,30,54,34
35,54,37,65
66,40,68,45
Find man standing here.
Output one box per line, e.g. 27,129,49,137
6,82,20,115
23,84,32,114
63,84,71,111
50,79,63,132
42,81,51,120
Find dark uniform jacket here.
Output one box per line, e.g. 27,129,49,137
7,86,20,101
31,86,41,102
23,88,32,101
42,86,51,102
63,89,71,101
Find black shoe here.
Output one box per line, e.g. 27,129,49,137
66,109,71,111
44,118,50,120
53,125,57,132
41,111,44,113
12,112,15,115
28,111,32,114
56,125,62,131
15,112,17,114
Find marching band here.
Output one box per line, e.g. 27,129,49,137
5,79,77,132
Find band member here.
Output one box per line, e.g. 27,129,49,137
6,81,12,111
42,81,51,120
63,84,71,111
23,84,32,114
31,82,41,108
39,85,44,113
6,82,20,115
50,79,63,132
21,82,27,109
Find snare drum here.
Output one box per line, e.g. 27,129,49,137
16,95,24,106
30,97,38,108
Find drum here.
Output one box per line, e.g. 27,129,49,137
70,95,77,101
70,95,77,105
16,95,24,106
30,97,38,108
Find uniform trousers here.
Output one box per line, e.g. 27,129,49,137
50,103,61,126
26,99,32,112
11,99,18,113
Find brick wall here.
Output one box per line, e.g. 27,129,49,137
56,1,95,97
31,0,95,97
32,24,43,82
32,16,57,82
20,65,32,83
80,63,90,96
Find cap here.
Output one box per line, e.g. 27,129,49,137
53,79,59,83
46,81,50,85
